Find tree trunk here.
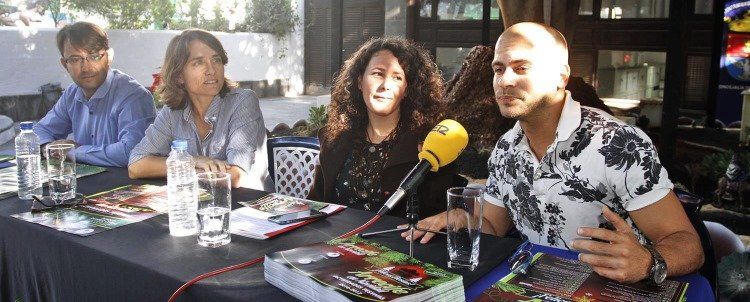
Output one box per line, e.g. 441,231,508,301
497,0,544,29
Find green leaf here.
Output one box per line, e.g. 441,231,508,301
67,0,175,30
240,0,299,38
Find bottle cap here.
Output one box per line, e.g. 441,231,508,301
171,140,188,150
19,121,33,131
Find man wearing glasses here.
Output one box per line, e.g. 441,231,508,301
407,22,703,285
34,22,155,167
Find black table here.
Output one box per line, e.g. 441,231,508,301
0,168,519,302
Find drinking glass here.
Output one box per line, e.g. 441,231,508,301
446,186,483,270
46,143,76,203
196,172,231,247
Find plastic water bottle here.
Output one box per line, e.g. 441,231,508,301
15,121,43,200
166,140,198,236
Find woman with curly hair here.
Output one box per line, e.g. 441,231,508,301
308,37,465,218
444,45,516,151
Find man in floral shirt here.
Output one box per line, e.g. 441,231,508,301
406,22,703,284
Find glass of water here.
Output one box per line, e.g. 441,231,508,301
446,186,483,271
45,143,76,204
196,172,231,248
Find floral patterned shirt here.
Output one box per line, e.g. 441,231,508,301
484,92,673,249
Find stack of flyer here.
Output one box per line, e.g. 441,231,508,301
264,236,464,302
12,184,166,236
477,253,688,302
229,193,345,239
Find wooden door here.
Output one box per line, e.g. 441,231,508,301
341,0,385,62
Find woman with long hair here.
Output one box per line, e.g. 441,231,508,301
308,37,465,218
128,29,270,190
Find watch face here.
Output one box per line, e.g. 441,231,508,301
654,262,667,284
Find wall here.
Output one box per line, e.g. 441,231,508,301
0,20,304,98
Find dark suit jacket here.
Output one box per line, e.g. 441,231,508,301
308,129,466,218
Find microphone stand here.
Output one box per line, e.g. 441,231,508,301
359,180,446,257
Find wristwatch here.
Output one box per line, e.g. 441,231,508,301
644,244,667,285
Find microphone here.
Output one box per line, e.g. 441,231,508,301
376,119,468,216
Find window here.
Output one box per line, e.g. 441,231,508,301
600,0,670,19
579,0,594,16
436,47,472,80
423,1,499,20
490,0,500,20
437,0,483,20
420,0,433,18
684,56,711,110
596,50,666,102
694,0,713,15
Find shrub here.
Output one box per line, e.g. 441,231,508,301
170,1,231,32
240,0,299,38
68,0,175,29
701,152,750,183
293,105,328,137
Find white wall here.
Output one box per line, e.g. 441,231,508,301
0,12,304,97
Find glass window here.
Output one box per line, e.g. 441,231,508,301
694,0,713,15
490,0,500,20
579,0,594,15
420,0,433,18
596,50,666,103
600,0,670,19
436,47,472,80
437,0,483,20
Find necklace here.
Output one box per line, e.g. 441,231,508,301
366,124,399,147
336,125,399,211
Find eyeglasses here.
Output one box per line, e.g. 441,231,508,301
509,240,534,275
62,52,106,66
31,194,87,213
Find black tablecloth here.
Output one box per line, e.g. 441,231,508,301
0,168,520,302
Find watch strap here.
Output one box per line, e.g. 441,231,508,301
643,244,666,285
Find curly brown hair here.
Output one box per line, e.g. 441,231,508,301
323,37,444,143
156,29,237,109
443,45,515,150
566,76,613,115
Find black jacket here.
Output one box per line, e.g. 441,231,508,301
307,128,466,218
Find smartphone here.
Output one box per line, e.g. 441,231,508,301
268,209,327,224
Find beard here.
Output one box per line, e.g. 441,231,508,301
497,94,556,122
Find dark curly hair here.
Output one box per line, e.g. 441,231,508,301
566,76,613,115
444,45,515,150
323,37,444,143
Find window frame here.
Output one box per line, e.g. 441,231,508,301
578,0,714,21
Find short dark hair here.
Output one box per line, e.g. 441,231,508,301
56,22,109,56
157,29,237,109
